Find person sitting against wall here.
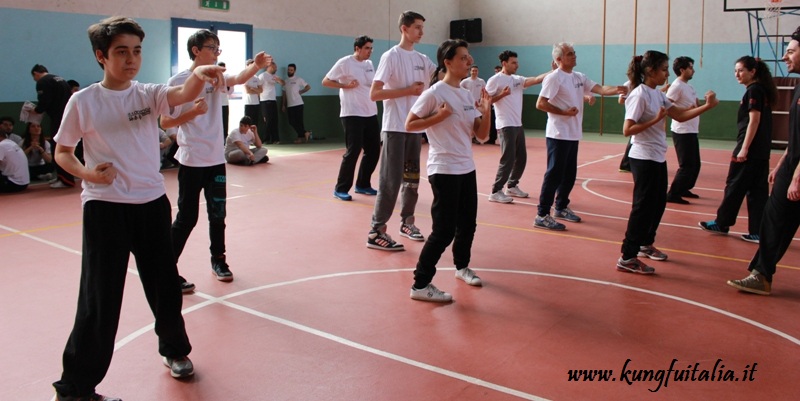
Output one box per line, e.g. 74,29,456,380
224,116,269,165
22,121,54,181
0,129,30,193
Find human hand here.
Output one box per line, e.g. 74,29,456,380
735,148,748,163
410,81,425,96
705,90,718,107
193,65,226,92
254,52,272,69
89,162,117,185
563,107,579,116
192,98,208,116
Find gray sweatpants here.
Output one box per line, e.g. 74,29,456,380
491,126,527,193
370,131,421,233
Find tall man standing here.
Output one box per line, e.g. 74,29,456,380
666,56,702,204
534,43,625,230
259,62,284,144
727,26,800,295
243,58,262,140
31,64,73,188
161,29,271,292
460,65,490,144
485,50,551,204
282,63,312,143
365,11,436,251
323,35,381,201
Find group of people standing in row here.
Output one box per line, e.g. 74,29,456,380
8,10,794,401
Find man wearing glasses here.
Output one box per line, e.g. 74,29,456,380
161,29,271,292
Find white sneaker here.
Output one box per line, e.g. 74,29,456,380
488,190,513,203
50,181,70,189
410,283,452,302
505,186,529,198
455,267,482,286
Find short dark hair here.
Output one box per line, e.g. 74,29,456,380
499,50,518,63
240,116,253,125
67,79,80,88
354,35,373,51
792,25,800,42
31,64,48,75
399,11,425,29
87,16,145,69
288,63,296,69
672,56,695,76
187,29,219,61
0,116,14,125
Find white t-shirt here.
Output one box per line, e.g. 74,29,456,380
411,81,480,176
325,55,378,117
284,76,308,107
244,75,261,105
485,73,527,129
460,77,486,103
55,82,178,205
0,138,29,185
224,127,256,154
540,69,596,141
167,69,231,167
373,45,436,133
625,84,673,163
258,71,279,101
666,78,699,134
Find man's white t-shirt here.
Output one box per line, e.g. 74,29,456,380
411,82,480,176
460,77,486,103
625,84,673,163
55,81,179,205
485,73,526,129
244,75,261,105
0,138,30,185
284,76,308,107
325,55,378,117
540,69,596,141
666,78,699,133
167,70,231,167
259,71,278,101
373,45,436,133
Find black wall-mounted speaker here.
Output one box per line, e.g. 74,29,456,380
450,18,482,43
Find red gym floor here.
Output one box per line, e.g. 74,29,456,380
1,132,798,400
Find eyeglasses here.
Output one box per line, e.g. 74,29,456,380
202,45,222,55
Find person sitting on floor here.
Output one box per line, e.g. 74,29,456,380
22,121,54,181
0,129,30,193
224,116,268,165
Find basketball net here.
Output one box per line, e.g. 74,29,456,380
766,0,783,19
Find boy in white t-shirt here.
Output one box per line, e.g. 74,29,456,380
50,16,226,401
225,116,268,165
161,29,271,291
366,11,436,251
0,130,29,193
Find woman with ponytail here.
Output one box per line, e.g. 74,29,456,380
700,56,776,243
405,39,492,302
617,50,719,274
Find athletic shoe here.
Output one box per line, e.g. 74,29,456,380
410,283,453,302
211,256,233,282
50,181,71,189
638,245,668,261
505,186,529,198
488,190,513,203
37,173,54,181
554,207,582,223
399,223,425,241
682,191,700,199
163,356,195,378
367,231,404,251
354,186,378,195
666,195,690,205
741,234,760,244
699,220,729,235
179,276,195,294
54,392,121,401
727,272,771,295
618,168,631,173
616,257,656,274
333,191,352,201
534,214,566,231
455,267,482,286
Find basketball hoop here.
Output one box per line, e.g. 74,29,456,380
766,0,783,19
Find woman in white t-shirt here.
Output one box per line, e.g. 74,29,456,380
405,39,492,303
618,50,718,275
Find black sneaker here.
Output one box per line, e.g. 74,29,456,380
179,276,195,294
55,393,122,401
211,256,233,282
163,356,195,378
666,195,690,205
682,190,700,199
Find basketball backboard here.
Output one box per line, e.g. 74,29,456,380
724,0,800,12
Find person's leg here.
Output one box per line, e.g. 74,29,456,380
252,147,269,163
266,101,279,143
54,201,130,398
538,137,566,216
491,127,518,193
225,150,248,165
413,173,459,289
287,106,304,139
488,107,498,144
713,161,750,228
203,164,227,259
747,172,800,281
259,101,269,141
355,115,381,190
668,132,690,199
641,161,668,246
399,133,422,225
745,160,770,235
371,131,404,233
222,105,229,141
685,133,701,192
335,116,362,194
554,140,579,211
452,171,478,269
621,158,658,259
506,126,528,189
171,166,204,261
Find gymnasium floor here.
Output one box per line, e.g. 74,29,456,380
2,131,798,400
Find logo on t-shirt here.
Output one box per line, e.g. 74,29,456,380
128,107,151,121
414,65,426,71
463,105,475,112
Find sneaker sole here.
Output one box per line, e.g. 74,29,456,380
554,216,581,223
533,223,566,231
366,243,405,251
181,286,195,294
616,265,656,275
726,280,770,295
333,194,352,201
354,189,377,195
637,252,668,261
212,272,234,282
455,275,483,286
488,198,513,204
741,236,760,244
698,222,729,235
410,293,453,302
505,193,529,198
398,232,425,241
163,357,195,378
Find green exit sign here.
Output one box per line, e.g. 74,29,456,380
200,0,230,11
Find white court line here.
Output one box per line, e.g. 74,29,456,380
0,224,81,256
